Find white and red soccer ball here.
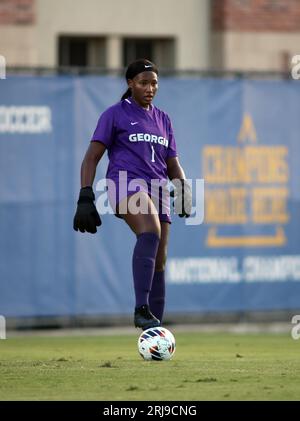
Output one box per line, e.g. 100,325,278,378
138,327,176,361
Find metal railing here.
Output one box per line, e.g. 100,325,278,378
6,66,293,79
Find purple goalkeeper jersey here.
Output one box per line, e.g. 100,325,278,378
91,97,177,184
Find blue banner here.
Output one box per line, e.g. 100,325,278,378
0,76,299,317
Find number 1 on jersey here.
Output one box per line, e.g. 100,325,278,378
151,145,155,163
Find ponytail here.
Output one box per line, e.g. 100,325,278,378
121,88,132,100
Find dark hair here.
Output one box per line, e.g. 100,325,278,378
121,58,158,100
121,88,132,101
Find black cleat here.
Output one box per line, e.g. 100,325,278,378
134,304,160,330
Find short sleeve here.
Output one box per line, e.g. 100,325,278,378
91,107,115,148
166,115,178,159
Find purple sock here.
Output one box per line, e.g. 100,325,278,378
133,232,160,308
149,271,165,323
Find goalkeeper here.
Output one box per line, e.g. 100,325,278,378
73,59,192,330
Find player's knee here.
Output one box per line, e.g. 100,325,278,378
149,227,161,240
144,220,161,239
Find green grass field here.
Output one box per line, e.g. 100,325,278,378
0,331,299,401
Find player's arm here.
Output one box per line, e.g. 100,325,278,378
73,141,106,234
81,141,106,187
166,157,192,218
166,156,185,181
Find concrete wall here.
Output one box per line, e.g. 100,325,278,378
2,0,299,72
211,32,300,71
0,26,37,66
0,0,211,69
211,0,300,72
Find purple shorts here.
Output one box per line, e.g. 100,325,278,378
106,176,171,224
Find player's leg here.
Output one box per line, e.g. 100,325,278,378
120,191,161,236
121,192,161,328
149,222,169,323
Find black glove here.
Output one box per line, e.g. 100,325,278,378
170,179,192,218
73,186,102,233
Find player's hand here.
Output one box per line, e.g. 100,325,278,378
170,179,192,218
73,186,102,233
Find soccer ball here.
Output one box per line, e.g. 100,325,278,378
138,327,176,361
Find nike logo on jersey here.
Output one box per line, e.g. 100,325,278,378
144,65,152,68
130,122,139,125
